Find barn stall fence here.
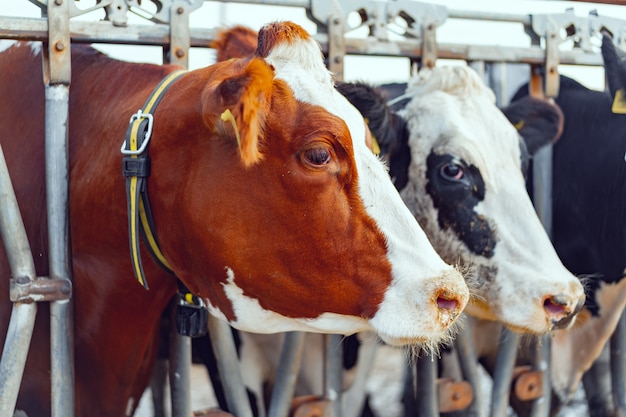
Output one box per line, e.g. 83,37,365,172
0,1,624,416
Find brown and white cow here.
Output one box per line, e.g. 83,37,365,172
0,21,469,416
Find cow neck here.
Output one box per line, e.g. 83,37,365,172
120,70,208,337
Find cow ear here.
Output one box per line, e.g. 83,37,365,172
501,96,564,156
601,32,626,114
202,57,273,167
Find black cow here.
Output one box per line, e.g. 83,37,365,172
504,33,626,417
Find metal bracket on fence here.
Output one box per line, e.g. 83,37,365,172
544,24,560,98
310,0,447,43
126,0,203,24
168,2,191,67
10,276,72,303
328,14,346,81
420,16,437,68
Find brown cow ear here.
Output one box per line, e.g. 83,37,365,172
203,57,273,167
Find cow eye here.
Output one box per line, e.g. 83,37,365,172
440,162,464,181
302,147,331,166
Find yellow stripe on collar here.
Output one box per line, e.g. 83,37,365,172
122,70,186,289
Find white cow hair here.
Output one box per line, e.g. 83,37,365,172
0,40,41,56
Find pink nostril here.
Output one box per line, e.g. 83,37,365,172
437,296,459,311
543,295,570,317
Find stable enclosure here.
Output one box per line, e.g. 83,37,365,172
1,1,625,416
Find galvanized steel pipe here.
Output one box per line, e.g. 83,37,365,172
268,332,306,417
0,144,39,416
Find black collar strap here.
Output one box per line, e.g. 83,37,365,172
120,70,209,337
121,70,186,289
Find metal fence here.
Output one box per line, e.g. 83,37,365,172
0,1,624,416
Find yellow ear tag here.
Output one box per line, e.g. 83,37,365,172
612,89,626,114
220,109,242,150
370,134,381,155
364,118,381,156
514,120,525,131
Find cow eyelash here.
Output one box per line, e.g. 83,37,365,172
302,147,332,166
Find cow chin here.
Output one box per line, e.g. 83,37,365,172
376,320,460,354
464,299,553,335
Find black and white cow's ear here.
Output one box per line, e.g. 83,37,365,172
601,32,626,113
501,96,564,156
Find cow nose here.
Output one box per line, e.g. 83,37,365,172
544,294,585,330
435,288,466,318
437,294,459,311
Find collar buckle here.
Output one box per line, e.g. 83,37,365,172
120,110,154,155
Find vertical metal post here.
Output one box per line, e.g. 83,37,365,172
611,310,626,416
44,0,74,415
168,2,190,68
0,144,39,415
207,315,254,417
342,335,378,417
455,324,486,417
164,6,192,414
324,334,343,417
489,328,519,417
267,332,306,417
529,335,551,417
327,14,345,81
414,353,438,417
529,78,554,417
169,297,191,417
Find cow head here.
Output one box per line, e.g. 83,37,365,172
387,65,584,334
152,22,468,347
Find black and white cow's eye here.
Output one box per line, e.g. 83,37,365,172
440,162,464,182
302,147,332,166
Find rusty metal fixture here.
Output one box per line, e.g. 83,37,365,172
10,276,72,303
290,396,329,417
512,365,545,401
437,378,474,413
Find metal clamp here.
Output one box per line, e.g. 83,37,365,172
120,110,154,155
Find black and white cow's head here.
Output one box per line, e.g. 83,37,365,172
387,65,585,334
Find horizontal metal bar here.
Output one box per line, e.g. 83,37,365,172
0,16,216,47
447,9,531,25
336,36,603,66
0,16,603,66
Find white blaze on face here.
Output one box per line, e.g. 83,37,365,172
399,65,584,334
254,37,469,345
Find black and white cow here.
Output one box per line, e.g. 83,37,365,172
386,65,584,334
504,33,626,416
